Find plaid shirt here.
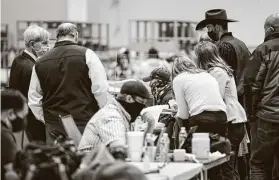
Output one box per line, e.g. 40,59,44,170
78,98,131,153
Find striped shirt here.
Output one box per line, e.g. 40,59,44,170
78,98,131,153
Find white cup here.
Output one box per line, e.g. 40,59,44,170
129,151,142,162
127,131,145,151
173,149,186,162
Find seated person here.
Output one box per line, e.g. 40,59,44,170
142,67,173,106
78,80,153,158
142,67,176,149
1,89,28,180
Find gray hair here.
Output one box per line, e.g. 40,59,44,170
23,25,50,47
56,23,77,39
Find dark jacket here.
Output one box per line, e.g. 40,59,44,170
9,51,35,97
217,32,251,100
9,51,46,142
244,33,279,123
1,122,17,180
35,41,99,129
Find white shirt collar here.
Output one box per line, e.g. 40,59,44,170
24,49,37,61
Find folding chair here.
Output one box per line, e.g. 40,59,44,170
59,114,82,147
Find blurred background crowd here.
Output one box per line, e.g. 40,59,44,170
1,0,279,87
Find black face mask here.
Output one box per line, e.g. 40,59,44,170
119,101,145,122
10,113,27,132
208,31,219,41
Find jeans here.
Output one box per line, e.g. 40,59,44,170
249,121,258,154
222,123,246,180
250,119,279,180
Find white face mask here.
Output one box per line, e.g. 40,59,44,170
32,42,50,58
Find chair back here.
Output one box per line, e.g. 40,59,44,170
59,114,82,147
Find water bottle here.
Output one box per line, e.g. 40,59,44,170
179,127,187,149
158,133,170,162
144,133,155,161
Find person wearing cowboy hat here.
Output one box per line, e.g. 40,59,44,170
196,9,250,104
245,13,279,180
196,9,251,180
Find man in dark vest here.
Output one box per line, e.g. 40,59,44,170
28,23,109,143
9,25,49,142
196,9,251,180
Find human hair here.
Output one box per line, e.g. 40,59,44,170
199,33,215,43
148,47,159,59
56,23,78,39
1,89,27,112
195,41,233,76
23,25,50,48
171,55,204,80
14,139,82,180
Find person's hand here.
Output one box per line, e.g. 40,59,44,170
168,99,178,111
141,111,155,134
108,140,128,160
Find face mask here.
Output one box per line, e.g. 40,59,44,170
32,42,50,58
120,101,145,122
10,113,27,132
207,30,219,41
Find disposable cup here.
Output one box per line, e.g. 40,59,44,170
129,151,142,162
127,131,145,151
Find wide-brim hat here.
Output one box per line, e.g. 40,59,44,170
196,9,238,30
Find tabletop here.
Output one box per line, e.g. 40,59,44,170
130,162,203,180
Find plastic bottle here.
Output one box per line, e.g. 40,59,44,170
145,133,155,161
179,127,187,149
158,133,170,162
143,133,153,171
192,133,210,161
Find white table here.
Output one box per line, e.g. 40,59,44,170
202,154,231,180
130,162,203,180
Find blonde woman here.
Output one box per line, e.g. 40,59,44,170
171,55,228,137
195,41,248,180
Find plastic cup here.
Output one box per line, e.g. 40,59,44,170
129,151,142,162
127,131,145,151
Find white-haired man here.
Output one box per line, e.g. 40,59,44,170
9,25,50,142
28,23,110,143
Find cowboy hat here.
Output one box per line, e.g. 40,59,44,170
196,9,238,30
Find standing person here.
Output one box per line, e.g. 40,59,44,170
172,56,229,180
110,48,134,80
136,47,171,79
1,89,29,180
9,25,50,142
195,41,248,180
244,13,279,180
28,23,110,143
196,9,251,106
172,55,228,137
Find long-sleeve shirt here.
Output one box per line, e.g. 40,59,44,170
209,67,247,124
172,72,226,120
28,49,109,123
